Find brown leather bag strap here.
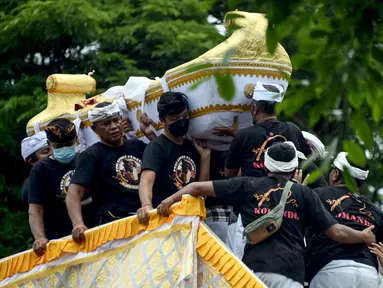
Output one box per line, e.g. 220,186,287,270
255,135,288,161
330,195,350,212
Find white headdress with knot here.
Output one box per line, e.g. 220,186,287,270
21,131,48,161
88,100,121,123
302,131,326,160
252,82,285,103
333,152,369,180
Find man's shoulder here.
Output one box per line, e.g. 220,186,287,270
124,138,146,147
84,142,103,154
313,186,330,194
149,134,167,145
145,136,165,149
22,177,30,187
234,125,263,138
244,176,275,190
284,121,302,132
291,181,315,196
33,158,54,172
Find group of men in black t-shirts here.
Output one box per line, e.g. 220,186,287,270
21,82,383,288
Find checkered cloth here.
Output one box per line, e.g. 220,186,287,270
206,205,231,222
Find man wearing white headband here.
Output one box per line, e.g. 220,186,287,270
225,82,311,178
21,131,51,209
66,101,156,244
223,82,311,258
306,152,382,288
155,143,375,288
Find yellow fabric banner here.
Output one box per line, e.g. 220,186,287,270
0,196,266,288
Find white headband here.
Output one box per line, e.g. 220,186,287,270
264,142,299,173
88,101,121,123
302,131,326,160
253,82,285,103
333,152,369,180
21,131,48,161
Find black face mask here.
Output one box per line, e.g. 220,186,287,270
168,119,189,136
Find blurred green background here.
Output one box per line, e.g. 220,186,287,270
0,0,382,258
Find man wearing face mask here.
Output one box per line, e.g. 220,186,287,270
225,82,311,179
28,118,93,256
222,82,311,259
137,92,211,225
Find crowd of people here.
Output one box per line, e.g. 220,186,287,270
20,82,383,288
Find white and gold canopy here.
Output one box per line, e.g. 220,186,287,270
26,11,292,150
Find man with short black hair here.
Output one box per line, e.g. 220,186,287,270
67,101,155,243
224,82,311,178
21,131,51,209
137,91,210,225
222,82,313,258
306,152,382,288
156,143,376,288
28,118,93,256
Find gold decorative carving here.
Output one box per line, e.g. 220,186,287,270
46,75,57,92
26,11,292,136
135,103,250,137
136,109,142,121
244,83,255,99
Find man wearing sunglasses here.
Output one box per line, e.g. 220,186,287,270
28,118,94,256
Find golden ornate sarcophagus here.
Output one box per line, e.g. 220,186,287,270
26,11,291,150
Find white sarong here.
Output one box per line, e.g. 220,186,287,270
310,259,380,288
255,272,303,288
225,214,245,259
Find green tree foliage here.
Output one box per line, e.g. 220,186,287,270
223,0,383,198
0,0,222,258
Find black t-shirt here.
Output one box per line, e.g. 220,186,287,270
212,176,337,284
225,120,311,177
141,134,200,206
71,139,146,216
305,186,382,281
206,150,229,208
28,157,77,240
22,178,29,210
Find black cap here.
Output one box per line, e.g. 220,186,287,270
267,143,296,162
45,118,77,143
157,92,189,118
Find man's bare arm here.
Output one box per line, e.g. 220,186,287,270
137,170,156,225
66,184,86,228
173,182,215,202
29,203,49,256
157,182,215,216
197,153,211,182
29,204,46,241
325,223,375,246
139,170,156,206
66,183,87,243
